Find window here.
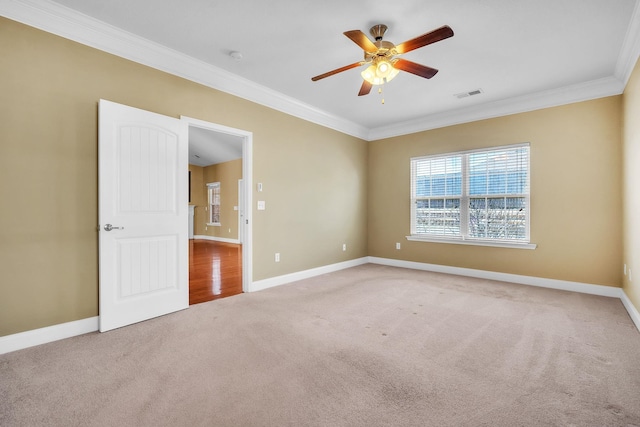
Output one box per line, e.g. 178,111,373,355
410,143,532,248
207,182,221,225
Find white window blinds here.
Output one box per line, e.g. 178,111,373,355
411,144,530,243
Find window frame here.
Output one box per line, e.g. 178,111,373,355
206,182,221,226
408,143,536,250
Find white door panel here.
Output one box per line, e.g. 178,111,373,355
99,99,188,332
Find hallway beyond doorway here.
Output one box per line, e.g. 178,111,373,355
189,239,242,305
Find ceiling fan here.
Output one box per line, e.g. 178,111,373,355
311,24,454,96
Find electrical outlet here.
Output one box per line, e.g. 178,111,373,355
342,243,347,251
275,253,280,262
396,242,401,250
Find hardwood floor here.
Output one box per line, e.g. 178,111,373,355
189,239,242,305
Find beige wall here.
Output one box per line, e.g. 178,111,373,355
623,58,640,310
0,18,368,336
200,158,242,240
369,97,623,287
1,16,635,338
188,164,206,235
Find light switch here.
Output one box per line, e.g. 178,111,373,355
257,200,266,210
257,183,263,192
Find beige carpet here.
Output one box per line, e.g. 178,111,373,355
2,264,640,426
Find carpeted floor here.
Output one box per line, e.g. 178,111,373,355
2,264,640,426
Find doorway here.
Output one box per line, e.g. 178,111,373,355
182,116,253,304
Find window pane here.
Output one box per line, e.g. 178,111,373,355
505,197,527,239
469,197,487,238
207,182,221,224
488,172,506,194
469,197,526,240
416,176,431,197
430,199,444,209
469,147,528,196
414,198,460,236
469,173,486,195
414,156,462,198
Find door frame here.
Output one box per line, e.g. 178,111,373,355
181,116,253,293
238,179,245,245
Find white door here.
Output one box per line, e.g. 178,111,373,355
99,100,189,332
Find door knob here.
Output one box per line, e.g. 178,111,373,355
104,224,124,231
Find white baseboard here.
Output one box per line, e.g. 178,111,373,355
250,257,369,292
3,258,638,355
368,257,622,298
368,256,640,333
620,290,640,332
0,316,99,355
193,235,240,244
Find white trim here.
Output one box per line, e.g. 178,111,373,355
182,116,253,293
249,258,369,292
412,142,531,159
406,235,537,249
620,290,640,332
2,261,639,354
1,0,638,141
615,0,640,85
0,316,98,355
367,257,622,298
193,234,240,245
0,0,368,140
368,76,625,140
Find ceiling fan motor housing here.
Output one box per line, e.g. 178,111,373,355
369,24,388,41
364,40,396,62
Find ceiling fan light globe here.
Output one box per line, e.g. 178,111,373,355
376,60,391,77
386,67,400,82
362,60,399,86
361,65,383,85
362,65,375,80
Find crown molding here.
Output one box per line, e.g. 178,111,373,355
367,75,626,140
616,0,640,85
1,0,370,140
2,0,639,142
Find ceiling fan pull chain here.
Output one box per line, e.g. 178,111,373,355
379,86,385,104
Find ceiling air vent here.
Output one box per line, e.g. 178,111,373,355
455,89,483,99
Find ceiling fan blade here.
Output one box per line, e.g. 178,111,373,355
311,62,363,81
395,25,454,54
344,30,378,53
393,59,439,79
358,80,373,96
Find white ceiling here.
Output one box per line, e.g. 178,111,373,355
188,126,242,167
3,0,640,140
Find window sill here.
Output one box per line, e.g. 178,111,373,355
406,235,537,250
207,223,221,227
